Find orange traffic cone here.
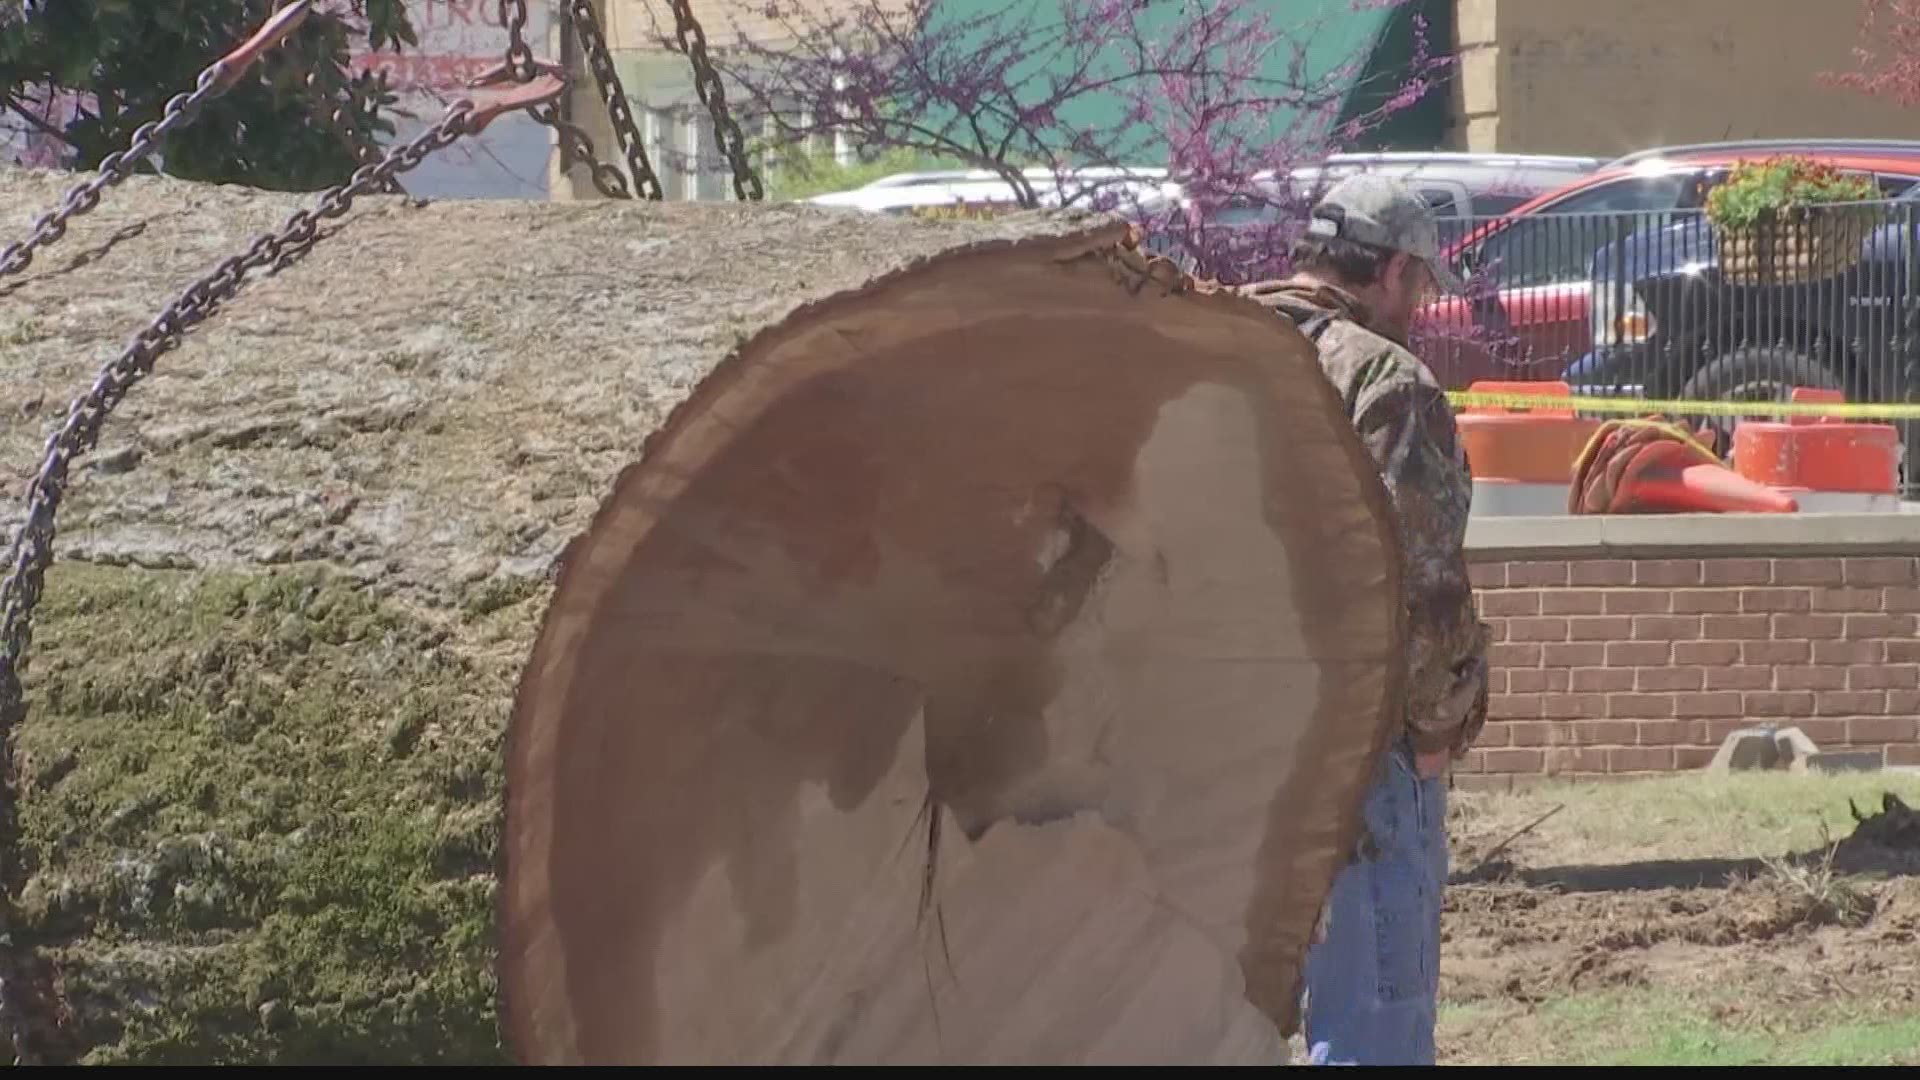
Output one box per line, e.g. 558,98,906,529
1613,440,1800,514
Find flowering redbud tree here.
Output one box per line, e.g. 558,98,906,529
686,0,1452,284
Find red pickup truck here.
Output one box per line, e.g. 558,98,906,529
1415,141,1920,388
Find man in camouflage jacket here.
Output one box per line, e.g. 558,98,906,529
1242,174,1491,1065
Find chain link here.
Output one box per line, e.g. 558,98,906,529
666,0,765,202
0,2,311,280
493,0,641,200
0,97,482,1066
499,0,538,82
564,0,663,200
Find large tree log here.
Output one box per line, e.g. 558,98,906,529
0,166,1403,1064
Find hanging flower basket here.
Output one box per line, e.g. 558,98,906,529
1706,157,1882,286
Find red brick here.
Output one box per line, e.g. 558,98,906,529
1674,640,1740,665
1778,667,1849,691
1885,588,1920,613
1452,773,1514,793
1543,590,1608,615
1773,558,1846,586
1886,640,1920,663
1608,693,1677,720
1743,691,1816,718
1509,561,1571,587
1637,666,1705,692
1849,716,1918,743
1542,643,1607,668
1852,665,1920,691
1743,588,1812,614
1485,667,1510,694
1873,737,1920,764
1480,590,1541,617
1541,693,1608,720
1810,587,1883,612
1606,641,1672,666
1706,666,1774,691
1742,640,1812,665
1772,613,1846,639
1703,558,1772,586
1483,748,1545,773
1604,590,1672,615
1505,721,1557,747
1490,642,1543,668
1487,619,1510,643
1845,556,1919,586
1701,718,1760,743
1634,615,1702,641
1674,746,1718,769
1889,690,1920,715
1813,639,1886,665
1791,718,1851,745
1675,691,1744,718
1509,616,1570,642
1609,746,1675,772
1635,560,1704,587
1849,613,1919,637
1458,748,1487,773
1571,667,1635,693
1546,746,1609,774
1670,589,1742,614
1474,723,1514,748
1489,694,1543,720
1469,562,1509,589
1507,668,1562,693
1570,560,1633,586
1705,614,1772,640
1575,719,1640,744
1637,719,1700,745
1567,615,1633,641
1816,690,1887,717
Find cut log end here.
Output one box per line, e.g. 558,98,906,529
499,239,1406,1064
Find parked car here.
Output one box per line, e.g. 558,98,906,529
1134,151,1601,252
805,166,1175,216
1572,184,1920,409
1415,140,1920,388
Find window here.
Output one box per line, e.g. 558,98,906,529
1878,173,1919,198
1469,173,1696,289
1418,188,1461,217
1470,192,1532,217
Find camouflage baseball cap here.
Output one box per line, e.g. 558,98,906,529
1304,173,1466,295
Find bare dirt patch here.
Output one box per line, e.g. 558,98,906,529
1438,776,1920,1065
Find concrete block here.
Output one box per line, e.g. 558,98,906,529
1795,750,1885,775
1707,725,1781,772
1773,726,1821,765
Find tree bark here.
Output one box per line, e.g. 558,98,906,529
0,169,1403,1064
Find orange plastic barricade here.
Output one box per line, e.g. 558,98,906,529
1733,387,1901,514
1455,381,1603,516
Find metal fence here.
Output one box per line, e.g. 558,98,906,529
1411,199,1920,495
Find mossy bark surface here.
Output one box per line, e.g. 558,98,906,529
0,167,1113,1062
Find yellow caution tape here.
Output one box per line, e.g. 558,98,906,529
1445,390,1920,421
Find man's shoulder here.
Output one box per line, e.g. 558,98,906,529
1314,318,1442,401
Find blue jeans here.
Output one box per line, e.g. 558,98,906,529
1303,741,1448,1066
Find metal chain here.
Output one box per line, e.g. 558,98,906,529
666,0,765,202
532,105,633,200
500,0,539,82
0,1,312,280
565,0,663,200
494,0,637,200
0,95,491,1066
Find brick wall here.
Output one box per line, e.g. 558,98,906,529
1461,555,1920,790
